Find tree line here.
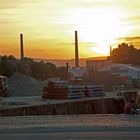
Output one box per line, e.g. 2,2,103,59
109,43,140,65
0,55,67,80
0,43,140,80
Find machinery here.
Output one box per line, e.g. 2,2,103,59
0,76,8,98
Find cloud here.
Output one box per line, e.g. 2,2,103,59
121,16,140,26
118,36,140,42
0,0,41,9
0,0,25,9
126,16,140,21
117,36,140,48
0,0,140,58
0,20,23,24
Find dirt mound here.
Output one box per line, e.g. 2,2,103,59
8,73,44,97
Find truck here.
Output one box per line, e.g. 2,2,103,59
0,76,8,98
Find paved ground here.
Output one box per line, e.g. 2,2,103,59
0,114,140,132
0,132,140,140
0,114,140,139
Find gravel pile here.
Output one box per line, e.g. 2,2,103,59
8,73,45,97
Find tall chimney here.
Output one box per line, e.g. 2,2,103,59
110,46,112,56
20,33,24,60
66,63,69,79
75,30,79,67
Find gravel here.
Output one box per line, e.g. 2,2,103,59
8,73,45,97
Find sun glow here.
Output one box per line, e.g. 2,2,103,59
68,8,128,56
0,0,138,59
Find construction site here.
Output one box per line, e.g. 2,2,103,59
0,31,138,116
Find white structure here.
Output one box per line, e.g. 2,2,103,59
67,85,104,99
100,64,140,79
86,59,112,71
69,67,88,81
47,78,70,87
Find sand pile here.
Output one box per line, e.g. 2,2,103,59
8,73,45,97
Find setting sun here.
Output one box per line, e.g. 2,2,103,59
68,8,129,56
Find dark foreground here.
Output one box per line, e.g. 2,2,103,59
0,132,140,140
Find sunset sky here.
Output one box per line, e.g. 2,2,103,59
0,0,140,59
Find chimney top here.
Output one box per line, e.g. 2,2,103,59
75,30,79,67
20,33,24,60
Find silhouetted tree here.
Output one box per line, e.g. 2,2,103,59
0,55,66,80
109,43,140,65
0,55,18,76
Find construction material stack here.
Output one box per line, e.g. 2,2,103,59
42,82,68,99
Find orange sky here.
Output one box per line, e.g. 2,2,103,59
0,0,140,59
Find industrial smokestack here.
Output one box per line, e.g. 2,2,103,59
66,63,69,79
20,33,24,60
110,46,112,56
75,30,79,67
